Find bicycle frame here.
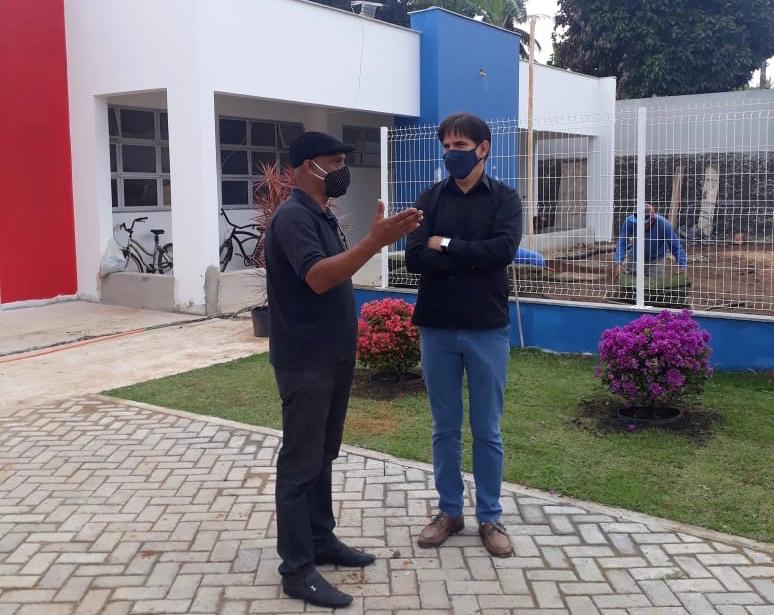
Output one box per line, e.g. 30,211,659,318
220,208,264,269
124,238,156,273
118,217,170,274
231,228,261,263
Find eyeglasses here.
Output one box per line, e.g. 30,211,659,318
324,210,348,251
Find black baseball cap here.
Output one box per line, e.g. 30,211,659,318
289,131,355,168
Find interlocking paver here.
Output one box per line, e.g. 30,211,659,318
0,396,770,614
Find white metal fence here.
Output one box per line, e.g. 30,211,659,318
384,100,774,316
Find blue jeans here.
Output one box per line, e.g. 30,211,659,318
419,326,510,524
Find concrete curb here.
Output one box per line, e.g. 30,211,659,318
95,393,774,555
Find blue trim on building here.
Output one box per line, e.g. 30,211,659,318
354,288,774,371
408,8,520,124
389,7,522,255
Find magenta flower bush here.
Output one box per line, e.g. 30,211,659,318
596,310,713,407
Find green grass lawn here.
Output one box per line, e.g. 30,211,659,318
106,350,773,543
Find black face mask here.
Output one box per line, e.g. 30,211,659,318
313,162,351,199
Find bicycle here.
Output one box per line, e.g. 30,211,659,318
219,208,265,272
114,216,174,274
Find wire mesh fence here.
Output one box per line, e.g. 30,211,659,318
385,100,774,315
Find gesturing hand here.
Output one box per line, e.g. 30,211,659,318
368,200,423,248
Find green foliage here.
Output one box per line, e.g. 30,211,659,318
307,0,411,26
552,0,774,98
308,0,527,31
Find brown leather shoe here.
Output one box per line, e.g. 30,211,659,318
417,513,464,548
479,522,513,558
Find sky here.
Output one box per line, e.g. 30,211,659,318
514,0,771,87
514,0,559,64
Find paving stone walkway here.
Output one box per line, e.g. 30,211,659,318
0,396,771,615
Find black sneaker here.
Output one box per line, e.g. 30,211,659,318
315,538,376,568
282,569,353,608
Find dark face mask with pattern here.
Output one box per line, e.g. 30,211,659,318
312,161,351,199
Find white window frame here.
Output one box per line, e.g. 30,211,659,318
109,106,171,212
217,117,304,209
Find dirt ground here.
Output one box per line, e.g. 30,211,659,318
573,395,721,444
517,240,774,315
349,368,425,401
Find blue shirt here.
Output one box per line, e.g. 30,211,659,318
614,214,688,268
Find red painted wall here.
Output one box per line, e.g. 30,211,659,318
0,0,77,303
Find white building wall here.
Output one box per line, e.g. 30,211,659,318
519,62,616,129
65,0,420,310
203,0,419,116
519,62,617,240
616,89,774,155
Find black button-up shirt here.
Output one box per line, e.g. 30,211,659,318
264,188,356,368
406,175,522,330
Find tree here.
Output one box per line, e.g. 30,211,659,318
402,0,479,18
411,0,526,27
307,0,410,26
308,0,537,57
552,0,774,99
377,0,411,26
411,0,534,56
476,0,526,29
307,0,351,12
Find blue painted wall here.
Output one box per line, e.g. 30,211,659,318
396,8,521,188
389,8,522,252
407,8,520,124
354,288,774,371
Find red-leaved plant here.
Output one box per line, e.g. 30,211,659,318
357,299,420,377
252,161,296,267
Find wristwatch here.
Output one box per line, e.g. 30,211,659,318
440,237,451,253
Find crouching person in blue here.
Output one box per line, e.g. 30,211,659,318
406,114,522,558
613,203,688,280
265,132,422,608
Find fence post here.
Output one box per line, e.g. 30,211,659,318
380,126,389,289
636,107,646,308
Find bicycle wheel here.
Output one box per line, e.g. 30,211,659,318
220,240,234,272
157,243,173,274
125,253,144,273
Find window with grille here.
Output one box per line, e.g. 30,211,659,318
109,107,171,210
218,118,304,207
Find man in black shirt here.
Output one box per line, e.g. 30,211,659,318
265,132,422,608
406,114,522,558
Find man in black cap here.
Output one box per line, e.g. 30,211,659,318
264,131,422,608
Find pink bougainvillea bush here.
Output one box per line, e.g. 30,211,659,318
596,310,713,408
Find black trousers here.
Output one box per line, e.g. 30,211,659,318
273,360,355,578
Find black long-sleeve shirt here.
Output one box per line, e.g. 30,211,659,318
405,175,523,330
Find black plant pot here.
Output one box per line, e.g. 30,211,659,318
251,306,269,338
617,405,683,426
